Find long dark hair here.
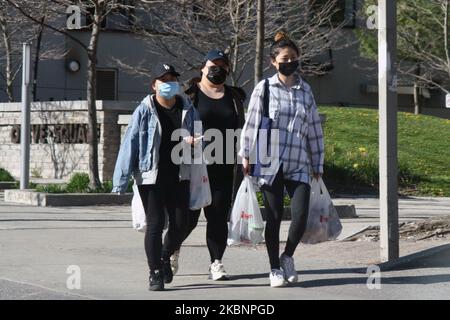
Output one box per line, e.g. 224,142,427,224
269,30,300,60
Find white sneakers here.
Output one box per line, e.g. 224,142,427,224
170,250,180,275
172,250,298,287
270,269,286,287
269,254,299,287
209,260,229,281
280,253,298,283
170,253,230,281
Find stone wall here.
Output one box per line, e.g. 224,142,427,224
0,100,136,181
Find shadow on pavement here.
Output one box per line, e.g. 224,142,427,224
379,243,450,271
230,268,368,281
296,273,450,288
171,282,268,290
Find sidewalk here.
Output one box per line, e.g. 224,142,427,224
0,195,449,300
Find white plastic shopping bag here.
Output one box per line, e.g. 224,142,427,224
301,178,342,244
131,184,147,232
131,184,168,232
227,176,265,246
189,162,212,210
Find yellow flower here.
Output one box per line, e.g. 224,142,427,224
358,147,367,153
353,163,359,169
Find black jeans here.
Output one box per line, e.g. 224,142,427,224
181,164,234,263
260,167,311,270
138,174,190,271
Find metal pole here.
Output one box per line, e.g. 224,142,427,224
20,43,31,190
254,0,265,86
378,0,399,262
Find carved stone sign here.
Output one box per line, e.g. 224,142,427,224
10,124,101,144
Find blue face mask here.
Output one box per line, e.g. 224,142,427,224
157,81,180,99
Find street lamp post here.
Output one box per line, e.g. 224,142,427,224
20,42,31,190
378,0,399,262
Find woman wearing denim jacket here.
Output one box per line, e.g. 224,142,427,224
239,32,325,288
112,63,201,291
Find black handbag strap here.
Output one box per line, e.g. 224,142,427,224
190,105,194,136
263,79,270,117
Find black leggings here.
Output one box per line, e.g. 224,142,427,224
181,165,234,263
260,167,311,270
138,177,190,271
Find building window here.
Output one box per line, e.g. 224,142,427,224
85,0,136,31
190,0,232,22
311,0,356,28
96,69,117,100
106,0,137,31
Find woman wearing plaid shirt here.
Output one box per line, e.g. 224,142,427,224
239,31,325,287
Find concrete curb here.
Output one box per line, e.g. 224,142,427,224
378,243,450,271
198,205,357,222
338,225,377,241
260,205,357,220
4,189,132,206
4,190,358,219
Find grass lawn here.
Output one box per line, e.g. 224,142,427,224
319,106,450,196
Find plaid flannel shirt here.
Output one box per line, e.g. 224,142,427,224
238,73,324,186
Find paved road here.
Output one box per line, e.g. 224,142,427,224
0,194,449,300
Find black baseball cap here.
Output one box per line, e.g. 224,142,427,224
153,63,180,79
203,49,229,65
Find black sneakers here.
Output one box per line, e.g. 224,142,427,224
149,258,173,291
149,269,164,291
162,259,174,284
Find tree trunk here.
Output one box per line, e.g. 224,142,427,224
444,0,450,83
414,64,421,115
254,0,265,86
87,53,101,189
86,5,102,189
0,13,14,102
4,38,13,102
229,2,241,87
32,14,45,101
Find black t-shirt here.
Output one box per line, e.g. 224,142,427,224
195,86,238,181
153,96,183,179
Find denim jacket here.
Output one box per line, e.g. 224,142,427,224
112,94,202,193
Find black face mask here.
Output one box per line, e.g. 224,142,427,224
206,66,228,85
278,60,299,77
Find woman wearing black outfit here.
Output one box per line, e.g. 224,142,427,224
170,50,246,280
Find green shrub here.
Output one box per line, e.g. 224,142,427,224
35,184,67,193
66,173,90,193
0,168,15,182
89,179,133,193
100,180,113,193
256,191,290,207
32,175,134,194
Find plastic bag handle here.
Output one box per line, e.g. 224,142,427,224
310,177,321,196
318,178,332,200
